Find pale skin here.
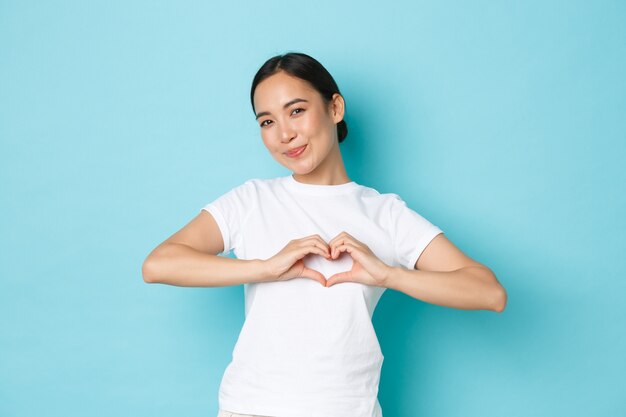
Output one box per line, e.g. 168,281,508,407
142,70,507,313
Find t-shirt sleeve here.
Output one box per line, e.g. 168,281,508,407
200,180,255,255
388,193,444,270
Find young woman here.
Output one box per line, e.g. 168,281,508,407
142,52,507,417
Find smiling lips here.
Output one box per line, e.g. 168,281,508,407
285,144,307,158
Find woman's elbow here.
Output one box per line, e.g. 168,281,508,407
488,284,507,313
142,256,161,283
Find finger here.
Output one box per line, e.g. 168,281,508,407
326,271,350,287
300,234,330,247
331,242,360,259
330,237,364,258
297,236,331,257
327,231,347,247
330,241,350,258
299,245,331,260
313,242,331,258
302,267,327,286
314,246,331,259
329,231,360,245
343,231,358,241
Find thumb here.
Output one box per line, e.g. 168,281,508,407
326,271,350,287
301,267,327,286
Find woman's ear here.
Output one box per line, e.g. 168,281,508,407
329,93,345,123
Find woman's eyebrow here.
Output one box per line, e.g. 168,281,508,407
255,98,309,119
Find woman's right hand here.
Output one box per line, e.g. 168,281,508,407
262,234,331,286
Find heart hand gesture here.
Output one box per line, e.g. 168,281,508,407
263,234,331,286
325,231,392,288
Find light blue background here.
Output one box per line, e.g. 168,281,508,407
1,1,624,416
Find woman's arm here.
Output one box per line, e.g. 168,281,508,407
142,210,270,287
383,233,507,312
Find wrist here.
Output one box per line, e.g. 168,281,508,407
251,258,273,283
382,265,400,289
383,265,412,290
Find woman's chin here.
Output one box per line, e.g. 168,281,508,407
290,166,317,176
283,160,316,175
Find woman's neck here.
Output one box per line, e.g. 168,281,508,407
292,145,351,185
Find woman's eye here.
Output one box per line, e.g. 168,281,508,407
259,109,303,127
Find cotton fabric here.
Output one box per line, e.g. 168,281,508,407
202,174,443,417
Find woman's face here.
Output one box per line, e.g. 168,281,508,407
253,70,344,175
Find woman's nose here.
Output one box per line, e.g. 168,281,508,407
280,124,296,143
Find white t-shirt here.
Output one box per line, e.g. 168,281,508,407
202,174,443,417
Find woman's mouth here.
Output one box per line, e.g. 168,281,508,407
285,144,307,158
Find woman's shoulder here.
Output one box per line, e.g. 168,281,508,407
223,176,287,196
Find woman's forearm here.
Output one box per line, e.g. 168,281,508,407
142,243,270,287
383,265,507,312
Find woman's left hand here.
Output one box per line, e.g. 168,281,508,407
325,231,392,288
